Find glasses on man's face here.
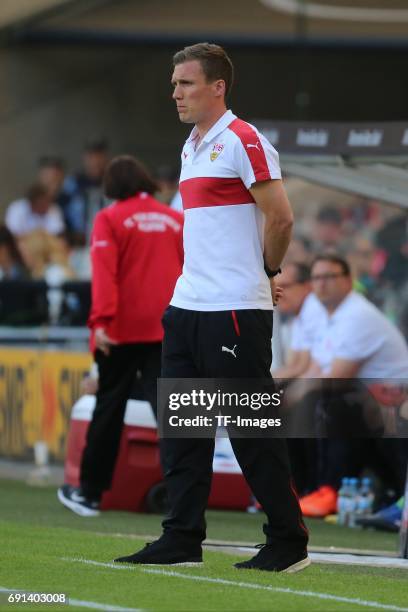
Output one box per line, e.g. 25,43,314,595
310,273,346,282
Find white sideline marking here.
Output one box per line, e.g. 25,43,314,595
69,601,142,611
0,587,143,612
61,559,408,611
142,569,408,612
62,557,132,570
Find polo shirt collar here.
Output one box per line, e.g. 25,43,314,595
203,109,236,143
331,290,355,321
186,109,236,145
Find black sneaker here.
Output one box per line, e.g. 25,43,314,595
234,544,311,573
114,535,203,566
57,484,100,517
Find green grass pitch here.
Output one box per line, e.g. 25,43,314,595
1,479,407,612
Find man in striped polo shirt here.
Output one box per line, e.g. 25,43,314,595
115,42,310,573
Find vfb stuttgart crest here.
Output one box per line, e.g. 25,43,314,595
210,143,224,161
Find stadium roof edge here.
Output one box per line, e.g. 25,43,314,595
15,28,408,50
281,157,408,210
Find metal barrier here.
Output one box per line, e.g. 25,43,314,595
0,326,89,350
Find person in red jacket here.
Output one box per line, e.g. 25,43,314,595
58,155,183,516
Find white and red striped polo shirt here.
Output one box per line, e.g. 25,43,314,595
170,109,281,312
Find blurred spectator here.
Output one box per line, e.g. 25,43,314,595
306,253,408,379
273,262,323,497
284,235,314,265
18,230,74,280
38,156,68,206
299,253,408,518
274,263,323,378
342,198,382,232
377,214,408,289
155,165,182,209
5,183,65,237
348,235,378,296
62,139,110,244
314,205,344,251
0,225,29,280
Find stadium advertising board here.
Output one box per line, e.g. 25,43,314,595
253,121,408,155
0,348,91,460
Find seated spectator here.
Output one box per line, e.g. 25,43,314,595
18,230,74,280
274,262,323,379
62,139,110,245
348,235,378,296
38,155,71,211
274,263,322,378
5,183,65,237
376,214,407,281
155,165,182,210
272,262,324,495
314,205,344,252
0,225,29,280
299,253,408,518
284,235,314,266
306,253,408,380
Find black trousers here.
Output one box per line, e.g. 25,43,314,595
319,438,408,494
160,306,308,550
80,342,161,499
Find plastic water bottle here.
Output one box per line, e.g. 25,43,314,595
357,477,375,517
337,478,349,526
348,477,359,527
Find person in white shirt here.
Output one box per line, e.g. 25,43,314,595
299,253,408,519
306,254,408,380
274,262,324,379
113,41,309,573
273,262,324,497
5,183,65,237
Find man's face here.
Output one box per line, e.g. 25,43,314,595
171,60,223,125
38,166,64,197
84,151,109,181
315,220,342,247
278,264,310,315
311,260,352,311
31,194,53,216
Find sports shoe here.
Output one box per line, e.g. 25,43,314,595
57,484,100,517
234,544,311,573
114,535,203,566
355,500,402,533
300,485,337,518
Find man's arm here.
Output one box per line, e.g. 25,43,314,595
274,349,311,379
88,213,119,353
249,179,294,270
304,357,362,378
303,359,323,378
327,358,362,378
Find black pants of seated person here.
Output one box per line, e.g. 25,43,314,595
317,438,408,494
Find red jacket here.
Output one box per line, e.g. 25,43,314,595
88,192,183,349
